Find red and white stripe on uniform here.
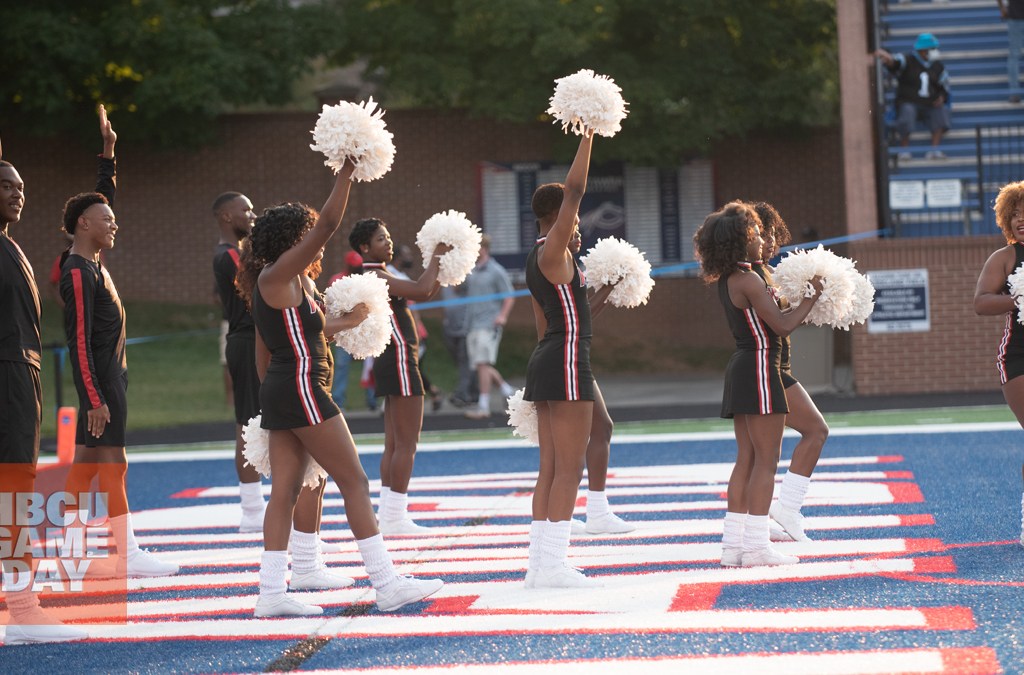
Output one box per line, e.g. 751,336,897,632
557,282,581,401
389,314,413,396
283,306,322,425
71,268,103,410
742,307,773,414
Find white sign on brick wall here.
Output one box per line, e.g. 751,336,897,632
866,269,930,334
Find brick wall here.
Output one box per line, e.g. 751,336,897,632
849,236,1006,395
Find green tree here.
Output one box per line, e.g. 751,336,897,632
330,0,838,164
1,0,335,147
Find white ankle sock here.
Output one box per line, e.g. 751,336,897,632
527,520,545,570
381,490,408,523
378,486,391,516
723,511,746,549
742,515,770,552
356,534,398,590
539,520,572,569
290,529,319,574
259,550,288,597
778,471,811,512
239,481,264,511
109,513,140,559
586,491,610,520
478,393,490,411
500,382,514,397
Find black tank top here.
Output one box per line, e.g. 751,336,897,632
525,237,592,343
753,262,790,369
1000,243,1024,361
363,262,419,350
251,282,332,384
718,264,782,353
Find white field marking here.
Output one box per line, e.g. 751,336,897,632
294,648,999,675
133,514,929,548
146,538,937,574
84,421,1023,465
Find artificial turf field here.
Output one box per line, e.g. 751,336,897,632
3,423,1024,674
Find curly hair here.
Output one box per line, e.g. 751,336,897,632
994,181,1024,244
692,202,761,283
349,217,383,253
62,192,109,234
235,202,317,308
751,201,791,255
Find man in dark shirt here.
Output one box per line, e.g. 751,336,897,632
211,191,266,532
0,135,88,643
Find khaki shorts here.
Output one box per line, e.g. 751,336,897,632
467,327,502,367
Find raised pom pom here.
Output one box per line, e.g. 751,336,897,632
1009,262,1024,326
242,415,326,489
547,69,629,138
309,97,395,182
324,273,394,358
579,237,655,308
506,388,539,445
771,246,875,330
415,210,483,287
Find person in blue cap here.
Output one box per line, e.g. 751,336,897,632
874,32,951,161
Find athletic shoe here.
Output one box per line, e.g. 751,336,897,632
523,568,537,589
585,513,636,535
254,594,323,618
239,508,265,534
769,520,796,542
570,518,587,535
533,564,601,589
464,408,490,420
290,567,355,591
720,547,743,567
127,549,180,578
379,517,431,536
375,576,443,612
4,609,88,645
769,503,810,542
741,546,799,567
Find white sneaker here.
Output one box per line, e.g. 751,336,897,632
585,513,636,535
239,506,265,534
127,549,180,578
379,517,431,536
769,520,795,542
290,566,355,591
524,568,538,589
720,547,742,567
318,538,345,554
533,564,601,588
741,546,799,567
4,608,89,645
375,576,443,612
254,594,323,618
570,519,587,535
769,503,810,542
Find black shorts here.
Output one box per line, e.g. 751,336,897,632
781,368,799,389
0,361,41,464
373,342,424,397
720,350,788,419
77,372,128,447
226,335,260,425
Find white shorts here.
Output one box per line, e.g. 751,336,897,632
467,327,502,366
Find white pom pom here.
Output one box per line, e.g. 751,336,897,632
578,237,655,308
325,273,394,358
506,389,539,445
1009,263,1024,326
309,97,395,183
415,210,483,287
547,69,629,138
772,246,874,330
242,415,326,489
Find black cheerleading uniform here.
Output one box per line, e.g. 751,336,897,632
213,242,259,424
997,243,1024,385
753,262,798,389
719,264,788,418
0,231,43,464
524,237,594,402
252,283,339,429
366,262,424,397
60,254,128,446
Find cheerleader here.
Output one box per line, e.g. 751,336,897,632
974,180,1024,545
692,202,821,567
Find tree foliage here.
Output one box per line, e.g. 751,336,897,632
1,0,335,147
330,0,838,164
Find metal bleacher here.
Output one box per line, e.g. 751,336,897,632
876,0,1023,237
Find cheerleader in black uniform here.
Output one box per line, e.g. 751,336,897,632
522,130,600,589
348,218,449,535
235,162,442,617
693,202,821,568
751,203,830,543
974,180,1024,545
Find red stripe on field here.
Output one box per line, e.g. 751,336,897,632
423,595,478,613
669,583,720,611
903,538,947,554
875,455,904,463
884,471,914,479
889,483,925,503
940,646,1003,674
407,502,439,512
900,514,935,526
919,606,975,631
914,556,956,573
575,496,586,508
170,487,208,499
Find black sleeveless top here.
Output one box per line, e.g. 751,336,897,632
526,238,592,346
718,264,783,354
